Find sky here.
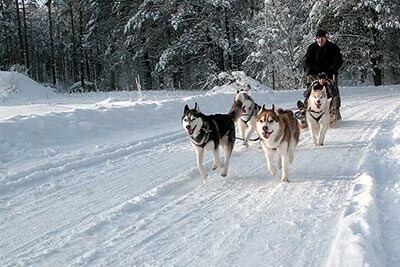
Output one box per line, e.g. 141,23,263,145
0,71,399,266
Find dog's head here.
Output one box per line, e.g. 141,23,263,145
182,102,204,137
255,104,281,140
309,87,328,110
235,91,255,115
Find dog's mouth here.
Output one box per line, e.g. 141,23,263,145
263,130,274,139
242,107,247,114
187,125,197,136
315,101,322,109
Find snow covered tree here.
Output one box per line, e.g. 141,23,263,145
243,0,308,90
314,0,400,85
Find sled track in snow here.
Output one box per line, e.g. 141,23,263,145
0,130,186,199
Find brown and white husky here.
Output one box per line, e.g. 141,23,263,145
255,105,300,182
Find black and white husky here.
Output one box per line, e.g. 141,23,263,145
234,90,260,146
182,102,241,178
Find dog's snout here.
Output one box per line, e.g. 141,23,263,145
186,125,191,130
262,126,268,132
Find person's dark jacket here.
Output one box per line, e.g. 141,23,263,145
303,80,338,99
304,40,343,76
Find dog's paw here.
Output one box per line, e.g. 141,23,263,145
220,171,227,177
211,163,218,170
280,176,289,183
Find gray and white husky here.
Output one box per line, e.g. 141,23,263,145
306,87,330,146
234,90,260,146
182,102,241,178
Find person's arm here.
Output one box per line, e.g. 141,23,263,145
304,44,315,75
303,87,311,98
328,43,343,74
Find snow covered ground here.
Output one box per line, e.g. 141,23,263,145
0,71,399,266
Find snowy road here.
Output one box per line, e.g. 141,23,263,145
1,86,399,266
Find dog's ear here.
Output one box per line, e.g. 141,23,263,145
236,90,239,94
194,102,200,112
258,104,266,115
184,104,189,112
271,104,275,111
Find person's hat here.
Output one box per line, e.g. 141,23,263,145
316,29,327,38
317,72,327,79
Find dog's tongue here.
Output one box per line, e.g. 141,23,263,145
188,129,194,135
316,102,321,109
263,131,271,139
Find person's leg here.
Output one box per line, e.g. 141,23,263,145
330,74,342,121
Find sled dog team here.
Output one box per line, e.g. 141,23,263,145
182,88,331,182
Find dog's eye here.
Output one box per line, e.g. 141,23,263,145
184,118,188,122
269,120,274,123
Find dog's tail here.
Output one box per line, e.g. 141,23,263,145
227,100,243,122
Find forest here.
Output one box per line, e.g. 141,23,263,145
1,0,400,91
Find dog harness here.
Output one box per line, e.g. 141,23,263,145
308,108,325,123
240,105,260,125
190,125,212,148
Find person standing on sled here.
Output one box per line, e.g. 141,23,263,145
303,29,343,122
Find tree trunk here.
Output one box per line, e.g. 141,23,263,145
68,0,77,82
79,2,85,91
14,0,24,64
371,12,382,86
21,0,30,74
223,7,232,71
47,0,56,84
371,57,382,86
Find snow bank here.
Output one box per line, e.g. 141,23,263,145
326,172,383,267
0,93,240,155
0,71,55,103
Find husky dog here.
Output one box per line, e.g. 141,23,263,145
255,105,300,182
182,102,241,178
306,87,330,146
234,90,261,146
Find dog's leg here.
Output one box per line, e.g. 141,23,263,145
278,156,282,169
246,125,255,146
212,147,224,170
317,123,329,146
195,147,207,178
221,143,233,177
239,121,248,146
280,154,290,182
261,144,277,177
308,121,318,145
289,150,294,164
